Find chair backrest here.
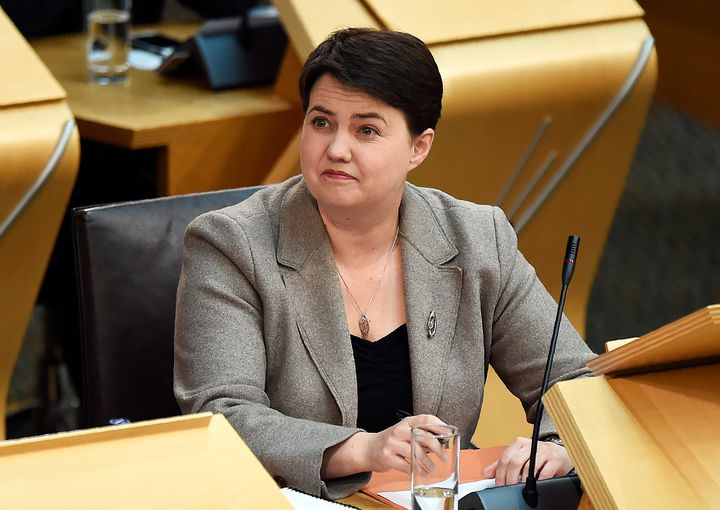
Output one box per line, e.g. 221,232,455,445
73,186,263,428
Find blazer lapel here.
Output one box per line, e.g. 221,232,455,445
400,186,463,417
277,182,358,427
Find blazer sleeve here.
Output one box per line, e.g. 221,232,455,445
173,210,369,499
487,207,595,437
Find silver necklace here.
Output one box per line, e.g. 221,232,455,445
336,226,400,339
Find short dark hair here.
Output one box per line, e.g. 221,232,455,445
299,28,443,136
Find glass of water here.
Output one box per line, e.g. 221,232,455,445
86,0,132,83
411,424,460,510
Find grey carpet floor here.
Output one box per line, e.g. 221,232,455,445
586,99,720,353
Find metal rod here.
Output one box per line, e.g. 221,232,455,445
0,118,76,240
514,36,655,234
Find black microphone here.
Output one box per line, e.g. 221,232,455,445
460,235,583,510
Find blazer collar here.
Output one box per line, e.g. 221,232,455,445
398,183,458,265
276,179,463,423
277,179,328,271
277,180,359,426
399,185,462,416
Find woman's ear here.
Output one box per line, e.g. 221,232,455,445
409,128,435,171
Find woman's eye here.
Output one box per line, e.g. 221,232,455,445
360,126,378,136
312,118,329,128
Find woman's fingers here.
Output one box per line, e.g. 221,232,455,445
411,427,447,462
493,437,531,486
494,438,574,485
368,414,447,473
535,441,573,480
410,439,436,473
406,415,449,474
480,437,574,486
482,459,499,479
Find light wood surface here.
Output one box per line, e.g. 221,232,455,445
611,365,720,507
342,491,393,509
547,306,720,508
0,9,65,106
0,413,294,509
640,0,720,129
578,494,596,510
545,367,719,509
604,337,638,352
0,7,80,440
275,0,380,60
588,304,720,374
30,24,303,195
362,0,643,44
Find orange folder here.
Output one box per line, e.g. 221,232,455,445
361,446,506,508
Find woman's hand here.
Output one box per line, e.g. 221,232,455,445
321,414,446,479
364,414,448,474
481,436,573,486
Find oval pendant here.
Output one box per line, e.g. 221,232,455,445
359,314,370,339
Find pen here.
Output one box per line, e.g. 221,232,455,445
397,411,450,447
396,410,411,422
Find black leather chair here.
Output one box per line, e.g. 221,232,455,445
73,186,263,428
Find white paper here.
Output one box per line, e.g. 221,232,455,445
377,479,496,510
129,49,163,70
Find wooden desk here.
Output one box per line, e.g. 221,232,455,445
341,492,390,509
31,24,302,195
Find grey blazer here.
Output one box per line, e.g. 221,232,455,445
174,176,594,498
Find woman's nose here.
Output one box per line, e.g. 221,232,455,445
326,132,352,162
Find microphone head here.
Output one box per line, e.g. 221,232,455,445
566,235,580,261
561,235,580,285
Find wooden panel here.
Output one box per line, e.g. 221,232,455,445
0,8,65,106
31,25,298,150
545,376,705,509
588,304,719,374
1,7,81,438
342,492,391,509
604,337,638,352
159,107,300,195
639,0,720,128
0,414,293,509
578,494,596,510
274,0,380,59
0,101,79,439
363,0,643,44
610,366,720,508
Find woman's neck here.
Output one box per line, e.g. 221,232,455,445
319,203,401,267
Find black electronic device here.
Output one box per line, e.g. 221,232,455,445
158,5,287,90
459,235,583,510
131,33,181,58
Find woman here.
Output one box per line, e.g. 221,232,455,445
174,28,594,499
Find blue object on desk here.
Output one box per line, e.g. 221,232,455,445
107,418,131,426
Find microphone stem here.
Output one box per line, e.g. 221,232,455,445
523,281,569,503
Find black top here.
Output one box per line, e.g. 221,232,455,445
351,324,413,433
